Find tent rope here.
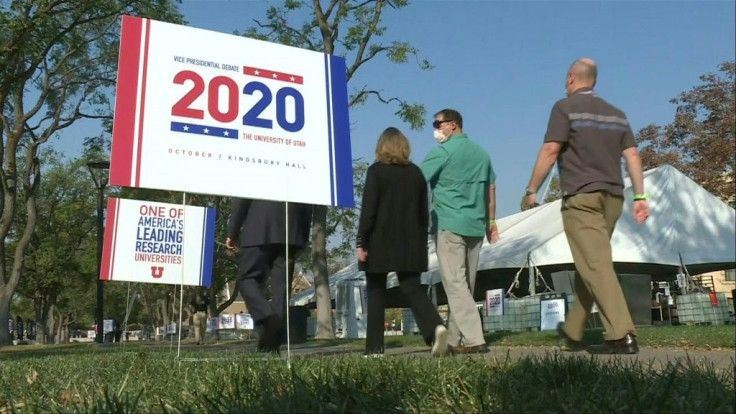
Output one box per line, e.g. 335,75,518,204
677,254,707,294
506,254,554,297
528,255,554,293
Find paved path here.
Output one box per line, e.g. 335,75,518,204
293,344,735,370
164,341,735,371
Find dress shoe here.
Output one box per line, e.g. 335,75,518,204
431,325,449,357
257,315,283,353
586,334,639,354
557,323,585,352
448,343,489,355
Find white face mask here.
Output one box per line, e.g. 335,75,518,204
434,129,448,143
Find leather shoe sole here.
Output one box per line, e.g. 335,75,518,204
586,334,639,354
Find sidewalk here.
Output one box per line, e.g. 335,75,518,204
168,340,735,371
288,343,735,370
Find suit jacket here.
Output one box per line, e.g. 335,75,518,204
227,199,312,248
357,162,429,273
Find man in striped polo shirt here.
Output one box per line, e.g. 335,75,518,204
525,58,650,354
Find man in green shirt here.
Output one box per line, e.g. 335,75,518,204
421,108,499,354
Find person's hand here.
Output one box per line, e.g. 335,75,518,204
225,237,237,252
356,247,368,262
633,200,649,224
525,193,539,209
487,224,499,244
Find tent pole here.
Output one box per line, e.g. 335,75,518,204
527,252,536,296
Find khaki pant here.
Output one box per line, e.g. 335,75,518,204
561,192,636,341
193,311,207,344
436,230,485,347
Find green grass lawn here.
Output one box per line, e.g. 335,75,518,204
0,349,733,413
0,325,732,413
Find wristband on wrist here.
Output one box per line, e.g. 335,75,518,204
633,193,649,201
488,219,496,225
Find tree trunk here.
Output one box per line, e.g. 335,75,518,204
312,205,334,339
34,293,54,344
55,311,68,344
0,290,11,345
46,304,56,344
0,150,40,348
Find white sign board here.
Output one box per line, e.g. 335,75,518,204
218,314,235,330
540,293,567,331
485,288,504,316
235,314,254,330
101,198,215,287
110,15,354,207
103,319,114,334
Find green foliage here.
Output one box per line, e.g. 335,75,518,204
240,0,430,130
16,154,98,335
0,348,732,412
637,61,735,206
0,0,185,346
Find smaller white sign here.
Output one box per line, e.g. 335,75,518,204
100,198,216,287
540,293,567,331
485,288,504,316
206,317,218,332
218,314,235,330
103,319,115,334
235,314,254,330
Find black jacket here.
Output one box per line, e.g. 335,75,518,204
357,162,429,273
227,199,312,248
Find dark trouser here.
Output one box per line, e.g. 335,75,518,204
561,192,636,341
236,244,299,346
365,272,443,354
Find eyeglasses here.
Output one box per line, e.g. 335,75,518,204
432,120,453,129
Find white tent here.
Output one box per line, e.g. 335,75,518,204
291,165,736,306
476,164,735,274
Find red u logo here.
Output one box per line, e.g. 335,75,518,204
151,266,164,278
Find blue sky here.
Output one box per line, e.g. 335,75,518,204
52,0,735,218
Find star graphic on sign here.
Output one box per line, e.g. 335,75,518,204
183,125,189,131
223,130,229,136
203,128,210,134
254,70,260,75
272,73,278,78
290,76,295,81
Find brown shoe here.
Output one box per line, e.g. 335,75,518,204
557,322,585,352
448,344,489,355
587,334,639,355
447,344,464,355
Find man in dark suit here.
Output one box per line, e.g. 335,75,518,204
226,199,312,353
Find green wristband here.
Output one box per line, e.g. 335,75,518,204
633,193,649,201
488,219,496,225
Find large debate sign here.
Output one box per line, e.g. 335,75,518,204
101,198,216,287
110,16,354,207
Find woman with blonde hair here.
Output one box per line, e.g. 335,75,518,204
357,127,448,357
